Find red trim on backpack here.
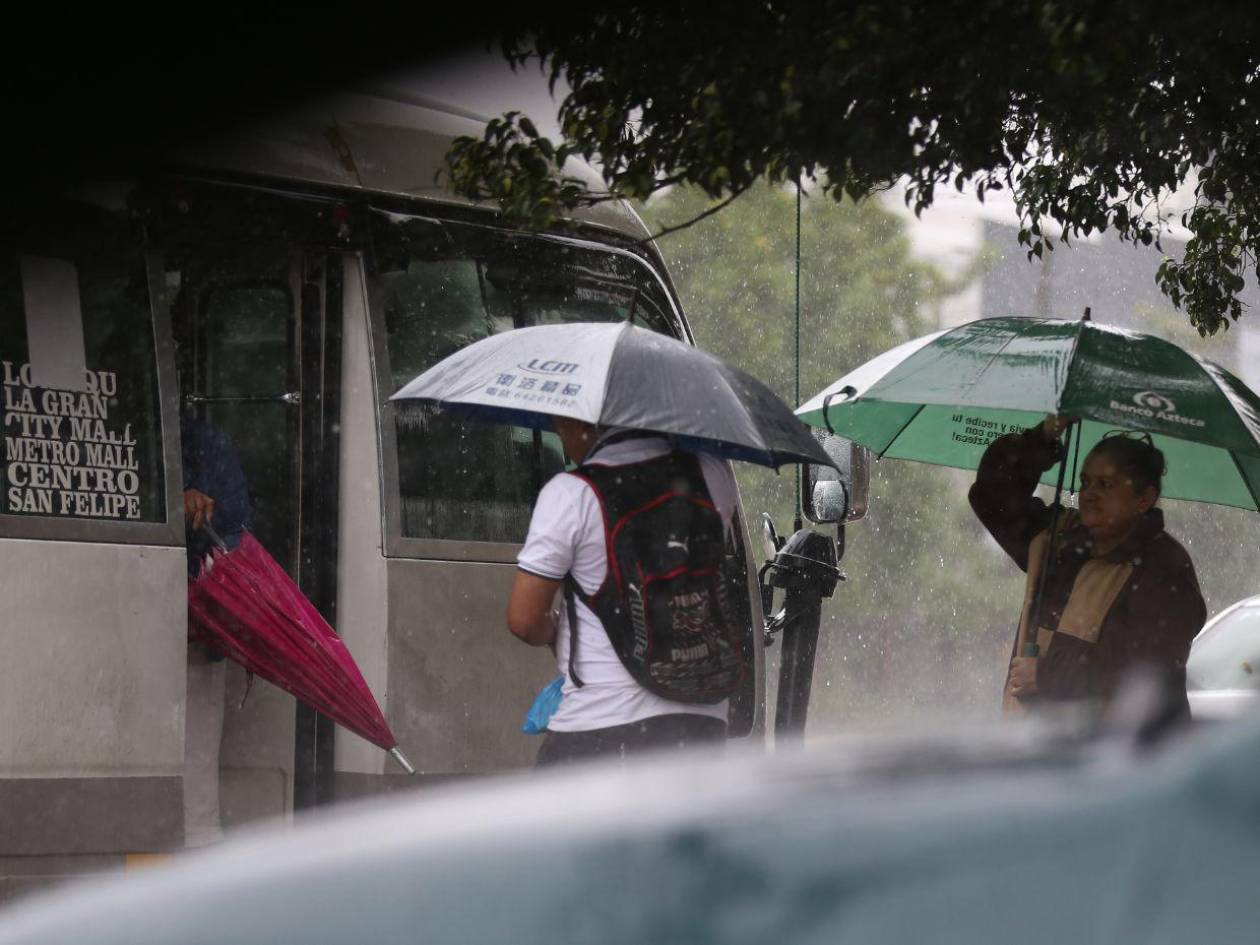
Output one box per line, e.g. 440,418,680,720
576,456,717,595
566,451,746,703
606,493,714,591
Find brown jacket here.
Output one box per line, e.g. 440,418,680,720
969,425,1206,713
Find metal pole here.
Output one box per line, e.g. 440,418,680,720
794,179,804,532
774,584,824,742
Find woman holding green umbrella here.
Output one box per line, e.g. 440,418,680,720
971,414,1205,716
797,313,1258,714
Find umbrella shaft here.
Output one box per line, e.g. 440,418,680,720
1025,423,1075,659
201,522,228,552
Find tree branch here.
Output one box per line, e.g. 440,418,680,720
636,187,749,246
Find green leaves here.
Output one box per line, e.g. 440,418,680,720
442,2,1260,332
443,111,598,231
1157,205,1251,336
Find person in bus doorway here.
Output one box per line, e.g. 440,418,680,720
508,418,745,766
181,414,252,846
970,414,1205,718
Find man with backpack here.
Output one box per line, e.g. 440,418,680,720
508,418,748,766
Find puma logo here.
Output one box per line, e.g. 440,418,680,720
667,539,689,554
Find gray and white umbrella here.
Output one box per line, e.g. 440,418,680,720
390,322,832,469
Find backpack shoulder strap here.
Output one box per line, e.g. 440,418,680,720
559,466,609,693
563,574,585,689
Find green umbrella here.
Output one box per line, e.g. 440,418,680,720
796,315,1260,510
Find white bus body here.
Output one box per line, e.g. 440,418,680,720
0,89,765,896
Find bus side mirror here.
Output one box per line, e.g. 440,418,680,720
802,431,870,525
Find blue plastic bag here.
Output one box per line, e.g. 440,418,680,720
521,676,565,734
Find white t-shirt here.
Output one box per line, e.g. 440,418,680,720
517,435,738,731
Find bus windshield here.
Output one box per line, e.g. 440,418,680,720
369,211,682,545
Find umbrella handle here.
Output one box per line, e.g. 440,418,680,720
201,522,229,553
389,747,416,776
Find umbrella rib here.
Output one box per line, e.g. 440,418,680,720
955,328,1021,402
686,359,775,466
1226,450,1260,512
857,325,966,395
868,318,1018,402
596,322,631,426
1199,355,1260,453
1055,317,1090,411
876,403,926,459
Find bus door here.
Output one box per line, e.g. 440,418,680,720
166,237,342,820
362,210,762,781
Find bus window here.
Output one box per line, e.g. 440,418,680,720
485,243,676,333
369,212,683,547
373,252,547,543
175,265,300,573
0,197,170,535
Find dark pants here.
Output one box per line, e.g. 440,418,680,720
535,714,727,768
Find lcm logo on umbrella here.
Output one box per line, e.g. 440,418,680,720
518,357,582,376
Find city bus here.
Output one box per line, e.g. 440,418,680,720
0,87,767,895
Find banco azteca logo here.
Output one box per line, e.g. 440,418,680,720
1134,390,1176,413
1108,389,1205,428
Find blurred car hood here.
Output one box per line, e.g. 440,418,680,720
1,711,1259,945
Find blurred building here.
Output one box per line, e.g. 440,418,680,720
885,185,1260,387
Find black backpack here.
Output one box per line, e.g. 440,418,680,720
564,448,748,704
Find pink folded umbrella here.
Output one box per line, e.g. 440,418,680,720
188,528,414,774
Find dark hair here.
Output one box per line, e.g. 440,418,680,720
1088,431,1167,496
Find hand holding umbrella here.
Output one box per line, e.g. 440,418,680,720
1022,414,1079,658
191,524,414,774
1005,411,1079,701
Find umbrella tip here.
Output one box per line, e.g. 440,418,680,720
1082,306,1092,322
389,746,417,775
